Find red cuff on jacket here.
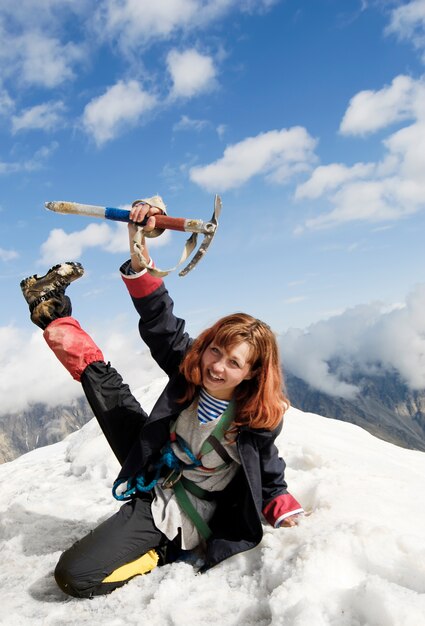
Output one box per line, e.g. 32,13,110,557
121,265,163,298
262,493,304,528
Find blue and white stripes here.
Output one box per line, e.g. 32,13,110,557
197,388,229,424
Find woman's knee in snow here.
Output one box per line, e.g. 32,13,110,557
54,552,94,599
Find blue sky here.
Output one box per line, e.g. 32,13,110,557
1,0,425,410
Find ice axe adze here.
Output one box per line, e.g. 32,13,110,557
45,195,222,277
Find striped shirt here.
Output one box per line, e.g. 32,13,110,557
197,388,229,424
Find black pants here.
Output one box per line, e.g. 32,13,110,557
55,361,170,598
55,495,169,598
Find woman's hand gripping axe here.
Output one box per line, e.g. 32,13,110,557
45,195,222,277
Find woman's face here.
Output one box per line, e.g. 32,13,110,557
200,341,254,400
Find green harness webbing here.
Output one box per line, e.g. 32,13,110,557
168,400,235,541
173,481,213,540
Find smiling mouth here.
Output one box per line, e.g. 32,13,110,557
206,369,224,382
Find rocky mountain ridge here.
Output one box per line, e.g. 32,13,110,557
0,396,92,463
285,369,425,452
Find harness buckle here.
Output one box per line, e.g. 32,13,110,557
162,469,182,489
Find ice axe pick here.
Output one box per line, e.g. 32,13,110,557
44,195,222,277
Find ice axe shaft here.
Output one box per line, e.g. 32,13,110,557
44,201,216,235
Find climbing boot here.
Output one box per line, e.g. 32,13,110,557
20,262,84,329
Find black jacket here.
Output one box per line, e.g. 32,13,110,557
83,278,290,570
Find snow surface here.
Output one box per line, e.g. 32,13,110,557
1,377,425,626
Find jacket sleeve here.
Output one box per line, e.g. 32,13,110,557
258,424,304,527
120,260,191,377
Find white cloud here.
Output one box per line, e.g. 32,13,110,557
0,0,276,95
340,75,420,136
173,115,210,132
39,220,171,265
295,162,375,199
0,247,19,261
40,223,113,265
386,0,425,61
0,0,88,27
12,101,65,133
94,0,274,51
281,283,425,397
217,123,227,138
296,75,425,231
1,31,83,88
0,88,13,116
95,0,199,49
301,178,411,231
82,80,157,145
21,34,82,87
0,161,20,175
167,49,217,99
284,296,307,305
303,119,425,229
0,142,58,176
190,126,317,192
28,141,59,167
0,2,87,90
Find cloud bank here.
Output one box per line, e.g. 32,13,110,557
280,283,425,398
0,320,162,415
295,74,425,231
6,283,425,412
14,283,424,412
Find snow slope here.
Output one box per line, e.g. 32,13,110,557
1,378,424,626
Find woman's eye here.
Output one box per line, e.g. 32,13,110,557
230,360,240,368
210,346,220,354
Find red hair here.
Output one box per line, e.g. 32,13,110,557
179,313,289,430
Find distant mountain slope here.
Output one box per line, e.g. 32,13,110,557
285,370,425,452
0,397,92,463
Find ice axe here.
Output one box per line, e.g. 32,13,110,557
45,195,222,277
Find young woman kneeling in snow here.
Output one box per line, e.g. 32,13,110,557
21,197,303,598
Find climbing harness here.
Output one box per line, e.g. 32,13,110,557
112,400,235,540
